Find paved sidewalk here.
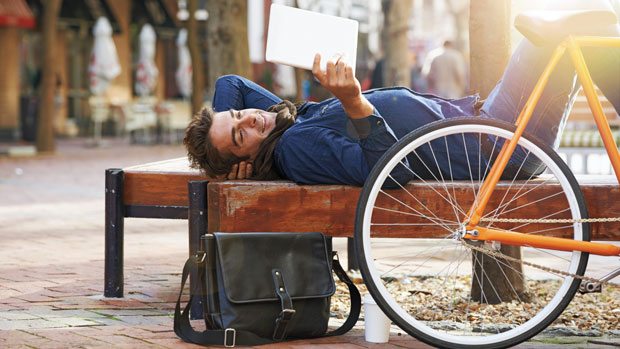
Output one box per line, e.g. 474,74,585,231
0,138,618,348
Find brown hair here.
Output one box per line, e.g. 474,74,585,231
183,100,299,179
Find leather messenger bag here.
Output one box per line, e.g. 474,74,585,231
174,232,361,347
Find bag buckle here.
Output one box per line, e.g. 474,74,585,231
279,308,296,321
196,251,206,263
224,328,236,347
272,308,296,340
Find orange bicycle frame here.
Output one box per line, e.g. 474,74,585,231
464,36,620,256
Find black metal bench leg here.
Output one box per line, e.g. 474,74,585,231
105,168,125,297
188,180,208,319
347,237,359,271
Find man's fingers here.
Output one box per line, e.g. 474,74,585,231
337,56,347,84
344,65,354,82
227,163,238,179
245,162,253,178
237,162,247,179
326,55,338,84
312,54,326,84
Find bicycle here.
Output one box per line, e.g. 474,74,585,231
354,9,620,349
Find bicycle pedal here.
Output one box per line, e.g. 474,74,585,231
578,281,602,294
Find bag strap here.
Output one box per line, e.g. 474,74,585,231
174,251,361,347
325,252,361,337
174,253,273,346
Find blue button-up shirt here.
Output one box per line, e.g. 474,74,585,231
274,87,479,186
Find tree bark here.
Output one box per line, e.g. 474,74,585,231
36,0,62,153
469,0,531,304
206,0,252,94
471,244,533,304
382,0,412,87
469,0,511,98
187,0,205,115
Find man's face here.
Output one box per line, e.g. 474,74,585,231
209,108,277,160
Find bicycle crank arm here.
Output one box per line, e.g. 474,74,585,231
580,266,620,293
464,227,620,256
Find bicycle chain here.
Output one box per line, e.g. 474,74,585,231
475,216,620,286
480,217,620,223
464,242,620,288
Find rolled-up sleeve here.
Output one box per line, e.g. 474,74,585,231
354,108,401,173
212,75,282,112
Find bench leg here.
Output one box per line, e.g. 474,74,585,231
347,237,359,271
104,168,125,297
188,180,208,319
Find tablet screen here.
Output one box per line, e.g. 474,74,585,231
265,4,359,72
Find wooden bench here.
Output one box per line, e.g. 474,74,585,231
104,157,620,298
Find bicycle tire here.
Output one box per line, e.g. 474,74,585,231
354,117,590,348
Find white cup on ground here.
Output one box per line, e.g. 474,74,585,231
363,294,391,343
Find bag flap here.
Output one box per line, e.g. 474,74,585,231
214,232,335,303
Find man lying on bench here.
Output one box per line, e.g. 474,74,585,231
183,4,620,186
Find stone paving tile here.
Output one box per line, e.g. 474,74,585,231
23,327,105,346
48,317,102,327
0,318,70,330
2,329,53,347
111,315,173,326
24,308,108,319
91,308,168,317
87,317,127,326
147,337,209,348
0,310,41,320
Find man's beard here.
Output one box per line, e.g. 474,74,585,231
251,100,299,179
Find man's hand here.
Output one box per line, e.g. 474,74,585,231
312,53,374,119
226,161,253,180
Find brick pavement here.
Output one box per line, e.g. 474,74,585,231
0,138,618,348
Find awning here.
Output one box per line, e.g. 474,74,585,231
0,0,36,29
26,0,121,33
132,0,179,39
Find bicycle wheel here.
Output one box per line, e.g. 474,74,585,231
354,117,589,349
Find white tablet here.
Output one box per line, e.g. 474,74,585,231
265,4,359,72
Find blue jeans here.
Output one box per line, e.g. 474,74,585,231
480,35,620,175
481,39,620,148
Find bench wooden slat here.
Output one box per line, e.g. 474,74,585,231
208,177,620,240
123,157,209,206
124,172,207,206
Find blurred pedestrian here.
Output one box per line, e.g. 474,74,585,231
422,40,466,98
409,53,427,93
369,58,385,89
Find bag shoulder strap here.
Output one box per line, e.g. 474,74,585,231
325,253,361,337
174,254,273,346
174,252,361,347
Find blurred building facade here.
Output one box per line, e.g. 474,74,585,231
0,0,180,141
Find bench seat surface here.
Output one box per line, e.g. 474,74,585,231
123,157,620,240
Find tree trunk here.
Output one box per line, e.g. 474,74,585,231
382,0,412,87
294,67,304,102
471,244,533,304
469,0,511,98
36,0,62,153
187,0,205,115
469,0,530,304
206,0,252,93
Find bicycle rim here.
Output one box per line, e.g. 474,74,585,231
354,117,589,348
